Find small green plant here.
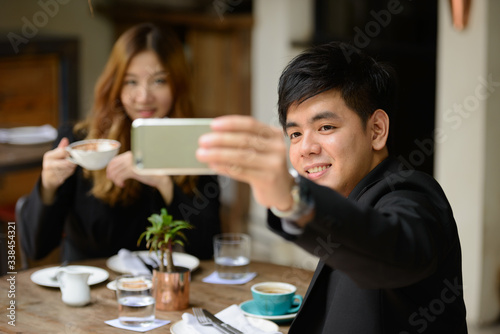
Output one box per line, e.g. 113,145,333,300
138,208,193,272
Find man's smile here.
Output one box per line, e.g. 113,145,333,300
305,164,332,178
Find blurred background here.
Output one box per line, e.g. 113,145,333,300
0,0,499,329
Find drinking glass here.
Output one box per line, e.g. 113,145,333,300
116,274,155,327
213,233,251,279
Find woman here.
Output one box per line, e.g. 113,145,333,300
20,23,221,262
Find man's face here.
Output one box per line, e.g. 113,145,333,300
285,90,381,197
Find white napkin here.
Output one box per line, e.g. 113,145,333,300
182,304,282,334
202,272,257,285
0,124,57,144
105,319,170,332
117,249,150,275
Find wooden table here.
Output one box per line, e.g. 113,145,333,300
0,142,52,174
0,258,314,333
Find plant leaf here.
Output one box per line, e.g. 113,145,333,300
139,208,194,272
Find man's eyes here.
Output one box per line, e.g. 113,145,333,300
288,124,336,139
319,125,336,131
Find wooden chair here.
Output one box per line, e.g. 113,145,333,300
15,195,60,270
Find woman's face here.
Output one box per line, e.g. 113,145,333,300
120,50,174,120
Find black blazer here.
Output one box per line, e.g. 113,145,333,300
269,158,467,333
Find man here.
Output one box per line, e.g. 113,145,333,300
196,42,467,333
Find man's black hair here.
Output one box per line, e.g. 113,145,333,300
277,42,398,147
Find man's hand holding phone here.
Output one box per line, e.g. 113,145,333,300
196,115,295,211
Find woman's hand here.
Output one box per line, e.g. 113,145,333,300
196,115,295,211
40,137,77,204
106,151,174,204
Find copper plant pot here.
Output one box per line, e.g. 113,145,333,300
153,267,190,311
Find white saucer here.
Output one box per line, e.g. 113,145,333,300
106,280,117,290
170,316,279,333
106,251,200,274
239,299,297,323
30,265,109,288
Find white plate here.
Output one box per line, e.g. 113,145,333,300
239,300,297,322
170,316,279,333
30,265,109,288
106,251,200,274
0,125,57,145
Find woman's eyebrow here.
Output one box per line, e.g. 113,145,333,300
151,70,167,76
124,70,167,77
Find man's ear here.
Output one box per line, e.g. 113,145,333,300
369,109,389,151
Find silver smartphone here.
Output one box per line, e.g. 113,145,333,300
131,118,215,175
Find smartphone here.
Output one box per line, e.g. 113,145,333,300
131,118,215,175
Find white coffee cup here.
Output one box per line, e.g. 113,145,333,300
66,139,121,170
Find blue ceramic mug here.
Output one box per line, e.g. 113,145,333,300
251,282,303,316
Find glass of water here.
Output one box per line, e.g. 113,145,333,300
213,233,251,280
116,274,155,327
